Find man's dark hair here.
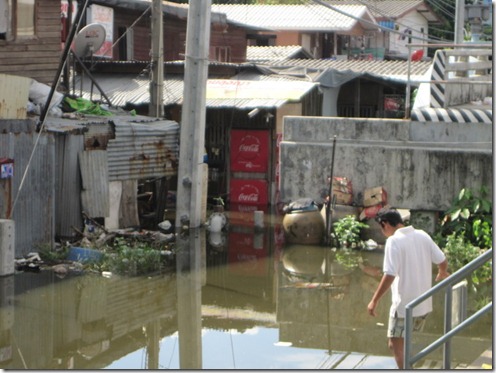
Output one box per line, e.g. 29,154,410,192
375,208,403,227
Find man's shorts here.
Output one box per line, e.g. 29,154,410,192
387,313,428,338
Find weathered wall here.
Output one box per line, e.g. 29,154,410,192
0,120,56,256
279,116,492,212
0,0,62,85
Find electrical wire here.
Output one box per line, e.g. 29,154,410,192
309,0,452,43
88,5,152,70
323,0,455,36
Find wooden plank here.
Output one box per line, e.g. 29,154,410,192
79,150,109,218
119,179,140,228
0,74,31,119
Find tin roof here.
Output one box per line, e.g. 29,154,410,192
269,58,432,78
75,75,318,109
91,0,229,25
74,57,432,108
46,115,180,181
212,3,378,32
246,45,313,64
325,0,441,22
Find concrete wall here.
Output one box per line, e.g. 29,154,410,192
279,116,492,212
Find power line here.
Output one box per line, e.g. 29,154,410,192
309,0,452,43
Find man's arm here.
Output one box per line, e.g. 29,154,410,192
367,274,395,317
435,259,450,281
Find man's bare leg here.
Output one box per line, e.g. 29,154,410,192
389,337,404,369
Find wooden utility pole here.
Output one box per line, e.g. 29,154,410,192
149,0,164,117
175,1,212,229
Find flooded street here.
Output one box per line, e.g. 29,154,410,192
0,210,491,369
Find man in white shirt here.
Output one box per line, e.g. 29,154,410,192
367,208,450,369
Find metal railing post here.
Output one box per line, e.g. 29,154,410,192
404,307,413,369
443,285,453,368
404,249,492,368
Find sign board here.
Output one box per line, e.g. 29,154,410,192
87,4,113,58
0,158,13,179
206,79,316,100
230,130,269,172
229,179,268,206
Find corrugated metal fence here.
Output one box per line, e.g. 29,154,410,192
0,121,56,256
1,116,179,257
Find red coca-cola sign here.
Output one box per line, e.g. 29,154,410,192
229,179,268,205
230,130,269,172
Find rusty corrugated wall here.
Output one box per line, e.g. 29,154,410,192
106,118,179,181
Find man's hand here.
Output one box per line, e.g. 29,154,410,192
435,260,450,282
367,300,378,317
435,270,450,281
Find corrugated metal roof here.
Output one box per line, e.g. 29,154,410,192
266,58,432,78
75,75,181,107
246,45,312,64
75,58,432,109
212,3,378,32
91,0,230,25
46,115,180,181
75,75,319,109
325,0,441,22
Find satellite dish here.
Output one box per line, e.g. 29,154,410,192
73,23,106,58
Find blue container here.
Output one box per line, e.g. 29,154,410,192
67,247,103,263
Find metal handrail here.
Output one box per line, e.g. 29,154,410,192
404,248,493,369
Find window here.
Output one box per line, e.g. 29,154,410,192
17,0,35,36
0,0,11,40
118,26,134,61
214,46,231,62
0,0,35,40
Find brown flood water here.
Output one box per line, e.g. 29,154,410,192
0,210,491,369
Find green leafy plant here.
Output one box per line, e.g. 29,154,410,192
38,244,69,264
443,232,492,312
332,215,369,249
436,187,492,249
91,237,172,276
443,233,492,286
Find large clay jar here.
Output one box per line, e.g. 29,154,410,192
282,209,325,245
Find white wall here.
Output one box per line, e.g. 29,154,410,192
389,11,429,56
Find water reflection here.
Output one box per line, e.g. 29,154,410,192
0,211,491,369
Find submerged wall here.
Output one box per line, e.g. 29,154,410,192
279,117,492,212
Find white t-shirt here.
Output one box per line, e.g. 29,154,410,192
383,226,446,318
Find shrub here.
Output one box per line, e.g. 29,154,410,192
435,187,492,250
92,237,172,276
332,215,369,249
443,233,492,286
